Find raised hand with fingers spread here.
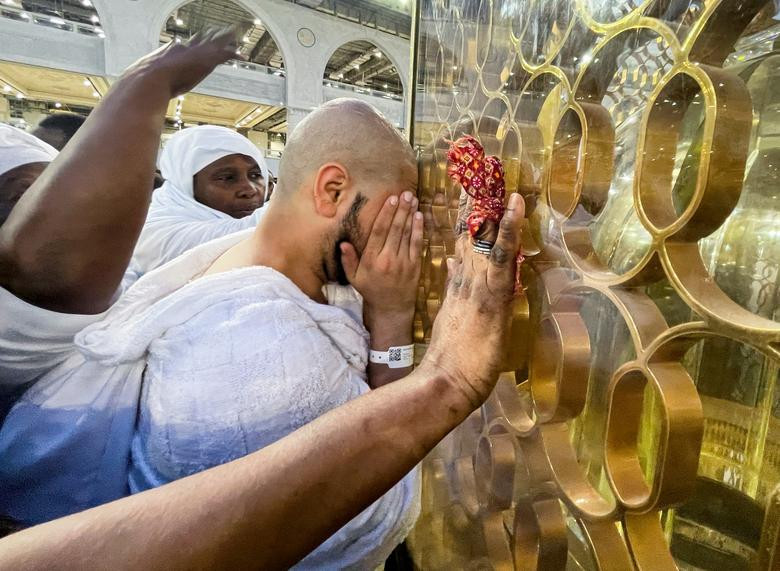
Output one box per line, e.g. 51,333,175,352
127,27,241,98
421,192,526,407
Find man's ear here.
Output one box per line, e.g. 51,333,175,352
312,163,349,218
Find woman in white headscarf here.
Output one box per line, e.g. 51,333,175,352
0,124,58,226
128,125,269,282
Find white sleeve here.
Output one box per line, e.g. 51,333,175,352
0,285,104,390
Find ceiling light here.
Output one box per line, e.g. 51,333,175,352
81,0,92,6
83,79,91,86
90,15,99,23
16,93,24,99
2,86,10,93
254,18,262,25
54,102,62,108
92,90,100,98
175,17,184,26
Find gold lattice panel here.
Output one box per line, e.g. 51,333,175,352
409,1,780,569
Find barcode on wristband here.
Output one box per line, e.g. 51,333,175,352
388,348,402,362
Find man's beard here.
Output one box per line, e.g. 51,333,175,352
328,193,367,286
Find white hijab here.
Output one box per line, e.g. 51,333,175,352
156,125,269,222
0,123,58,177
127,126,269,282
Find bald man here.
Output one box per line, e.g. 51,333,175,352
0,95,426,566
0,194,525,569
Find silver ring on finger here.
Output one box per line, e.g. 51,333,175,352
472,239,493,256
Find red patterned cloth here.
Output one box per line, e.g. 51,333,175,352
446,135,507,238
446,135,524,292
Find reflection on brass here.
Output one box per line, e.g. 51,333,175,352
577,518,634,570
409,0,780,568
482,372,536,436
475,432,517,510
540,422,617,520
605,363,703,512
530,312,591,422
635,66,751,240
512,497,568,570
480,511,515,570
623,512,678,571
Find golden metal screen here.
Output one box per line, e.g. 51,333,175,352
409,1,780,568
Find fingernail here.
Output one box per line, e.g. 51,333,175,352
415,211,423,220
403,191,413,203
508,193,520,209
390,196,399,206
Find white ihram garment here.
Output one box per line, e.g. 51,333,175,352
0,123,58,175
0,228,419,568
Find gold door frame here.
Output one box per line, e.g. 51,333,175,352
407,1,780,568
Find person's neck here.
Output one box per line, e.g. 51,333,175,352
248,201,328,303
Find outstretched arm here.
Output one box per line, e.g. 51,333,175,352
0,195,524,571
0,30,238,314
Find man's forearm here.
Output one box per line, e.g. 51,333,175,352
365,309,414,388
0,365,469,571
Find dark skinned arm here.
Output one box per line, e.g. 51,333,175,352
0,194,525,571
0,29,239,314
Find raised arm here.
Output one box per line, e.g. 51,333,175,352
0,30,238,314
0,194,524,571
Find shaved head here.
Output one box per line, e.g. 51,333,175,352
261,98,418,292
277,98,415,197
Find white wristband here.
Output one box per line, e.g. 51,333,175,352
369,344,414,369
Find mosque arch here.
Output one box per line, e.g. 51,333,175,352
323,40,404,97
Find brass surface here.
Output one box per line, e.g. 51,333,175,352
409,0,780,569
